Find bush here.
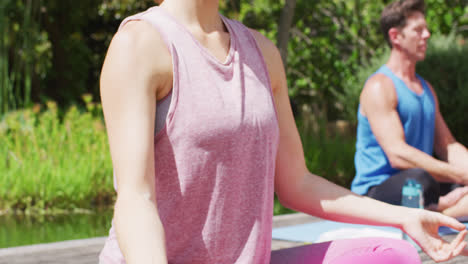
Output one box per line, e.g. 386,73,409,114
300,124,356,188
340,34,468,146
417,35,468,145
338,47,390,124
273,123,357,215
0,96,114,214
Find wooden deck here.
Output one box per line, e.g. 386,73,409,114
0,213,466,263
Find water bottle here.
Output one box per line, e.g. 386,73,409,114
401,178,424,240
401,178,424,209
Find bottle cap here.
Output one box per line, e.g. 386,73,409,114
402,186,419,196
405,178,418,186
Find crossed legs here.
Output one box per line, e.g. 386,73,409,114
270,237,420,264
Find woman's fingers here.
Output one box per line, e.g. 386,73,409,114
461,246,468,256
437,213,467,231
449,230,467,254
411,210,468,262
428,247,451,263
452,240,467,257
428,230,467,262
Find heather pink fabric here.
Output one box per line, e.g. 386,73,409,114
99,6,279,264
270,238,421,264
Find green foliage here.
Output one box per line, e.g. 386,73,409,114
424,0,468,35
3,0,467,117
40,0,108,105
1,0,156,106
300,124,356,188
0,96,114,213
0,0,48,114
274,124,356,215
236,0,282,38
285,1,383,116
337,47,390,123
417,34,468,145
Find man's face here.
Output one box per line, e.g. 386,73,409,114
396,11,431,62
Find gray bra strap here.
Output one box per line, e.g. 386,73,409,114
155,91,172,135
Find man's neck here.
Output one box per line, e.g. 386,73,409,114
386,49,417,81
160,0,222,33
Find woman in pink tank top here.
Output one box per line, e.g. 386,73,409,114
98,0,467,263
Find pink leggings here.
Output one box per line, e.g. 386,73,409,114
270,237,421,264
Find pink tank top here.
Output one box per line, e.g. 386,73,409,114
100,6,279,264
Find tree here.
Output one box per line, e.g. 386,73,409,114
277,0,296,64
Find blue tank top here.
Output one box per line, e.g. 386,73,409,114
351,65,436,195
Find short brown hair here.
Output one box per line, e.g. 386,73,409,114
380,0,426,47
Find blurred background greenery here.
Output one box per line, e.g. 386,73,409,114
0,0,467,246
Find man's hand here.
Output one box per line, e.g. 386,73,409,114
403,209,467,262
453,167,468,186
438,187,468,211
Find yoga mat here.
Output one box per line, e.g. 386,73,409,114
272,221,402,243
272,220,468,252
439,223,468,235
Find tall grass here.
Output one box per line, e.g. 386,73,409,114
274,120,356,215
300,122,356,188
0,96,114,214
0,0,41,115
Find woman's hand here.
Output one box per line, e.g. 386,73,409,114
403,209,467,262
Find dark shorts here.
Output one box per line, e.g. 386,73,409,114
366,168,462,207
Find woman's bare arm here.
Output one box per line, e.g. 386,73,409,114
100,21,172,263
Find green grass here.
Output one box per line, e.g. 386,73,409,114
0,96,114,214
302,130,356,189
273,120,357,215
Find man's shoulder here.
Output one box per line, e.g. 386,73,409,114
362,73,396,98
358,71,399,117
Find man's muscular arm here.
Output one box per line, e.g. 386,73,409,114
427,82,468,173
360,75,468,184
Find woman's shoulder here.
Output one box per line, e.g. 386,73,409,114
104,19,172,97
246,28,283,94
111,19,169,65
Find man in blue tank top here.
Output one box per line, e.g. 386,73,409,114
351,0,468,219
